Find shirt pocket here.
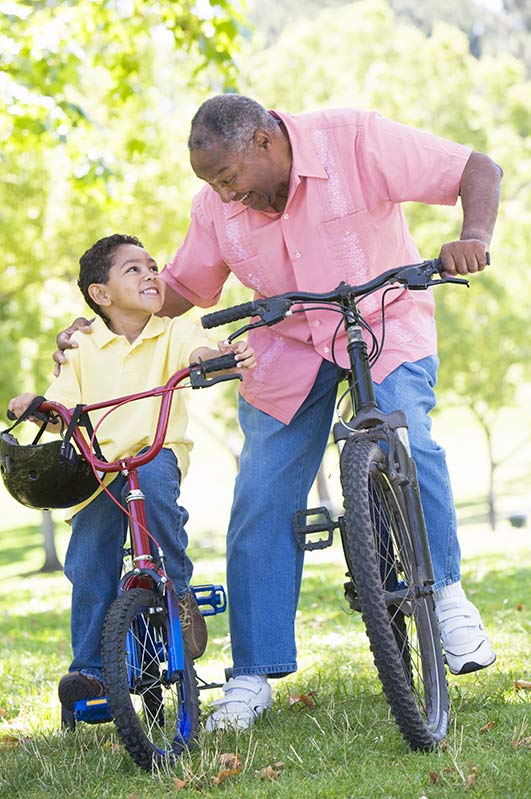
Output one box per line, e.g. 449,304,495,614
225,253,279,298
318,209,377,285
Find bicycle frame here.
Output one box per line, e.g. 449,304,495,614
33,358,239,675
335,299,436,590
200,258,469,589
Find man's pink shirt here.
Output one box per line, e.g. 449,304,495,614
163,108,471,423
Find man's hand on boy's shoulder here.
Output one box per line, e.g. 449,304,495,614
53,317,93,377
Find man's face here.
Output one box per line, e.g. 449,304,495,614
190,131,287,212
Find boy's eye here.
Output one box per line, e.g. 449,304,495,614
150,265,159,272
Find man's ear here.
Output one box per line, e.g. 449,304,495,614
253,128,273,151
88,283,111,308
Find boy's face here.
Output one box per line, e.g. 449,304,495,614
91,244,166,318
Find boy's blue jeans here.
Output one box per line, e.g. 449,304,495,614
64,447,193,683
227,356,461,678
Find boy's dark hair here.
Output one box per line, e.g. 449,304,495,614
78,234,143,319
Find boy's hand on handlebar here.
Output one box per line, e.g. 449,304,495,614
8,392,39,422
439,239,489,277
53,317,93,377
218,339,256,370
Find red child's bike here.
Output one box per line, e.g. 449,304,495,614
1,353,240,770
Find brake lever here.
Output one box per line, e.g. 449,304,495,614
227,298,294,343
430,276,470,287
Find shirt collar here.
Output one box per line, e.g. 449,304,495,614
91,314,165,349
223,109,328,220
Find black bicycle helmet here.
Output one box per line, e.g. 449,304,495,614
0,396,101,510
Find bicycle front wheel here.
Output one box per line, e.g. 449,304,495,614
102,587,200,770
340,436,449,750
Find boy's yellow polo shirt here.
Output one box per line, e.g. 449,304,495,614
45,314,207,517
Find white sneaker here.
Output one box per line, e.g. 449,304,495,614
205,675,272,732
436,597,496,675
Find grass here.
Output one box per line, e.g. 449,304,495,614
0,518,529,798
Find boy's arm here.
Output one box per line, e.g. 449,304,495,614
189,339,256,371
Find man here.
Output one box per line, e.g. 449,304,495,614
56,94,502,731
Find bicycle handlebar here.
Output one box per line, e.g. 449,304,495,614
200,258,458,331
5,353,242,473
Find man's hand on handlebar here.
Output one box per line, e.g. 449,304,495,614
53,317,94,377
439,239,489,277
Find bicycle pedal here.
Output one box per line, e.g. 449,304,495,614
74,697,113,724
292,506,337,551
192,584,227,616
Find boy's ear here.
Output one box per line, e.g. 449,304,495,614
88,283,111,308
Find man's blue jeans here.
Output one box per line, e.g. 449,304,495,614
64,447,193,682
226,356,460,678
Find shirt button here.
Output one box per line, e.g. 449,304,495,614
283,213,289,220
324,346,330,353
313,320,320,327
294,251,301,259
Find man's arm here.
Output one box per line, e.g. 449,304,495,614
157,282,194,317
440,151,503,276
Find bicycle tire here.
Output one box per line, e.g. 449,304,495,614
102,587,200,770
340,435,449,750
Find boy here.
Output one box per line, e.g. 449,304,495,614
8,234,255,711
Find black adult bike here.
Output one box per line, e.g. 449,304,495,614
201,258,470,750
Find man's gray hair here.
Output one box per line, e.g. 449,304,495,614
188,94,278,153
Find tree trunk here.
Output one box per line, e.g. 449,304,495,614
475,411,497,531
40,510,62,572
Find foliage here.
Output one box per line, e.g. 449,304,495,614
248,0,531,67
0,0,248,412
240,0,531,514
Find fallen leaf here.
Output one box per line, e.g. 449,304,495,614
0,735,19,750
219,752,242,770
211,754,243,786
0,708,7,718
109,742,123,753
172,777,188,791
289,690,318,710
511,736,531,749
479,721,495,733
515,603,523,611
464,765,478,789
514,680,531,690
211,767,242,786
429,770,440,784
256,762,285,781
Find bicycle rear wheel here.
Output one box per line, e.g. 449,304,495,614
340,435,449,750
102,587,200,770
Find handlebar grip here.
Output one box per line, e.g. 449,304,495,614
199,353,238,374
201,301,260,329
6,408,49,423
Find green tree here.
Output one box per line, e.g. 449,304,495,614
0,0,246,567
241,0,531,520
